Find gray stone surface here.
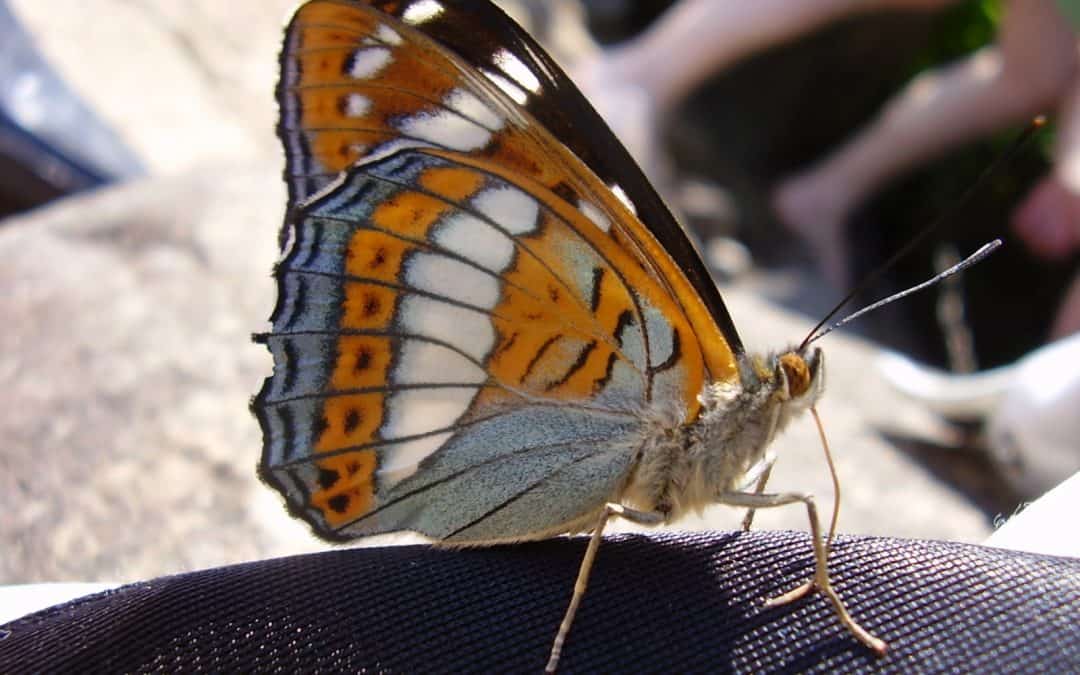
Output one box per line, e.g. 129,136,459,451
0,169,322,583
10,0,296,174
0,0,994,585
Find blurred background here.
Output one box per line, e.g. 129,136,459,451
1,0,1076,585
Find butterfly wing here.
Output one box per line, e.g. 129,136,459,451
276,0,744,370
255,0,742,543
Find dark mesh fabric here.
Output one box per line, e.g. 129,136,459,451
1,530,1077,673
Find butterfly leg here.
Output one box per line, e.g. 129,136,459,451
545,503,663,673
739,461,774,532
717,490,887,655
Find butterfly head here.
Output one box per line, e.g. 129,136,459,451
766,347,826,448
766,346,825,419
776,347,824,407
734,345,825,433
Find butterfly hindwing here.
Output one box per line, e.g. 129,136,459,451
258,146,692,538
258,0,741,542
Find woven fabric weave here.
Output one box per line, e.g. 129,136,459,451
2,531,1077,673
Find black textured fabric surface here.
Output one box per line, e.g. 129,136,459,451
1,530,1077,673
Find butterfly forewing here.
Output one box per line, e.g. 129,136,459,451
279,0,740,367
258,0,741,542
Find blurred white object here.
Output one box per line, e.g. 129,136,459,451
876,350,1013,419
705,236,753,279
877,332,1080,497
985,470,1080,558
986,333,1080,497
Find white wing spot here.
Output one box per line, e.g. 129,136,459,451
405,252,501,309
473,186,538,235
381,387,476,442
376,23,403,45
493,48,540,93
393,339,486,385
399,295,495,362
578,199,612,232
348,47,392,79
611,184,637,215
482,69,529,105
396,108,492,151
433,212,515,273
444,88,504,130
343,93,371,118
402,0,444,24
377,432,454,485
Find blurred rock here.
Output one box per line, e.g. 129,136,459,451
0,167,323,583
9,0,296,175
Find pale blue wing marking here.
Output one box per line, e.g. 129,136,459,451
443,441,636,542
333,404,640,541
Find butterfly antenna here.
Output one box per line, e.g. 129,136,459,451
810,239,1001,343
799,116,1046,351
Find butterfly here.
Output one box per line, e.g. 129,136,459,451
253,0,886,670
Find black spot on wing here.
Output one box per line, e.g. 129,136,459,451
551,180,577,204
353,344,374,374
344,408,362,434
593,351,618,394
648,329,682,374
494,331,518,360
545,340,597,392
312,414,330,444
613,309,634,347
318,467,340,490
589,267,604,313
298,220,324,268
277,405,297,462
328,494,350,514
339,50,359,78
521,334,559,384
282,338,300,395
282,274,308,330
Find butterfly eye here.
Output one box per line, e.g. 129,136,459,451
778,353,811,398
